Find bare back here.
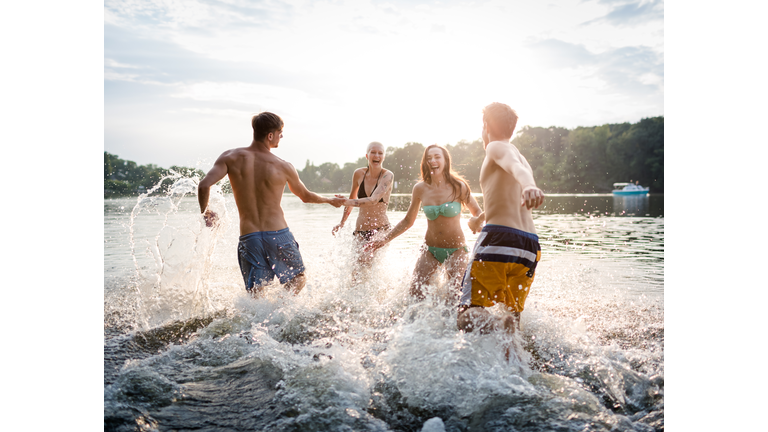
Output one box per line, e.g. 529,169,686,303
221,147,293,235
480,141,537,234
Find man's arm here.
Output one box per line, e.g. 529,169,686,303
344,171,393,207
487,142,544,209
198,154,229,226
285,162,344,207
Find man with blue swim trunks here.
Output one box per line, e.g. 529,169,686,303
458,102,545,336
198,112,345,296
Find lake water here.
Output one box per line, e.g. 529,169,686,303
104,182,664,432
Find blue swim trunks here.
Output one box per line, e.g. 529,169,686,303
237,228,305,292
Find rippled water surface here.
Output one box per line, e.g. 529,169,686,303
105,186,663,432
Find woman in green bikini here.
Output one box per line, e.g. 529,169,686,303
368,144,482,299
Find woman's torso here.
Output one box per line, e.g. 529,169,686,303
419,181,466,248
355,167,391,231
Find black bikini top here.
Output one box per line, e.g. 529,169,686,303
358,168,386,203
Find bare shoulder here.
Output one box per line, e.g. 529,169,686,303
412,181,427,197
352,167,366,180
487,141,522,161
276,157,297,174
459,180,472,196
218,146,251,162
217,147,238,161
486,140,512,153
382,169,395,181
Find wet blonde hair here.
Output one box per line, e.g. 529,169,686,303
366,141,384,152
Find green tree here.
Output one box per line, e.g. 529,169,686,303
446,139,484,193
605,117,664,191
513,126,570,192
335,158,367,195
105,117,663,197
103,153,206,197
386,142,425,193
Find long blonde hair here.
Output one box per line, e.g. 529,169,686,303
420,144,471,204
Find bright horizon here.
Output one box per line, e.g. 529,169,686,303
104,0,663,171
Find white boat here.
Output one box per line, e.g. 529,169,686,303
612,182,649,196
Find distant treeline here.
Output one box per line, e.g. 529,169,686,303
299,116,663,194
104,152,205,197
104,116,663,197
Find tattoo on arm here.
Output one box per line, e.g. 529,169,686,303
357,174,392,206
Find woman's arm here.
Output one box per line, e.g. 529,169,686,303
344,171,394,207
462,183,483,218
463,183,484,233
332,169,362,235
367,184,422,251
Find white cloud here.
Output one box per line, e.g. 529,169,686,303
104,0,664,167
181,107,256,118
638,72,663,87
173,81,307,105
171,81,333,122
105,58,141,69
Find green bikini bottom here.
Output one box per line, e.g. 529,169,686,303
427,245,469,264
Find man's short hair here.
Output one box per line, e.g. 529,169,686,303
252,112,284,141
483,103,518,140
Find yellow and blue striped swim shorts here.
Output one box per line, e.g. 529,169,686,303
459,224,541,313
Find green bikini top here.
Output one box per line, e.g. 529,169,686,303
422,201,462,220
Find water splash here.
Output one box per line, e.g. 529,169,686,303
105,195,664,431
127,172,229,329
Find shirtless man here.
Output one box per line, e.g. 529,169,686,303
197,112,344,296
457,102,545,336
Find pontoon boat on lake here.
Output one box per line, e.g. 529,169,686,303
612,182,649,196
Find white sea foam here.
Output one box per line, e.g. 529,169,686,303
105,179,664,431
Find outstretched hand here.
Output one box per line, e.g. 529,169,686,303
334,194,353,207
468,215,484,234
203,210,218,228
329,196,346,208
364,240,386,253
521,186,545,210
332,224,343,236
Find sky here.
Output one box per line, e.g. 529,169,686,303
104,0,664,170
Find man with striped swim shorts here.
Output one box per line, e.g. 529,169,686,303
459,225,540,324
458,102,545,335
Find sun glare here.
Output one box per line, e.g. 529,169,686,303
105,0,663,168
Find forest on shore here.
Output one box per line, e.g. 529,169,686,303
104,154,204,197
104,116,663,198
